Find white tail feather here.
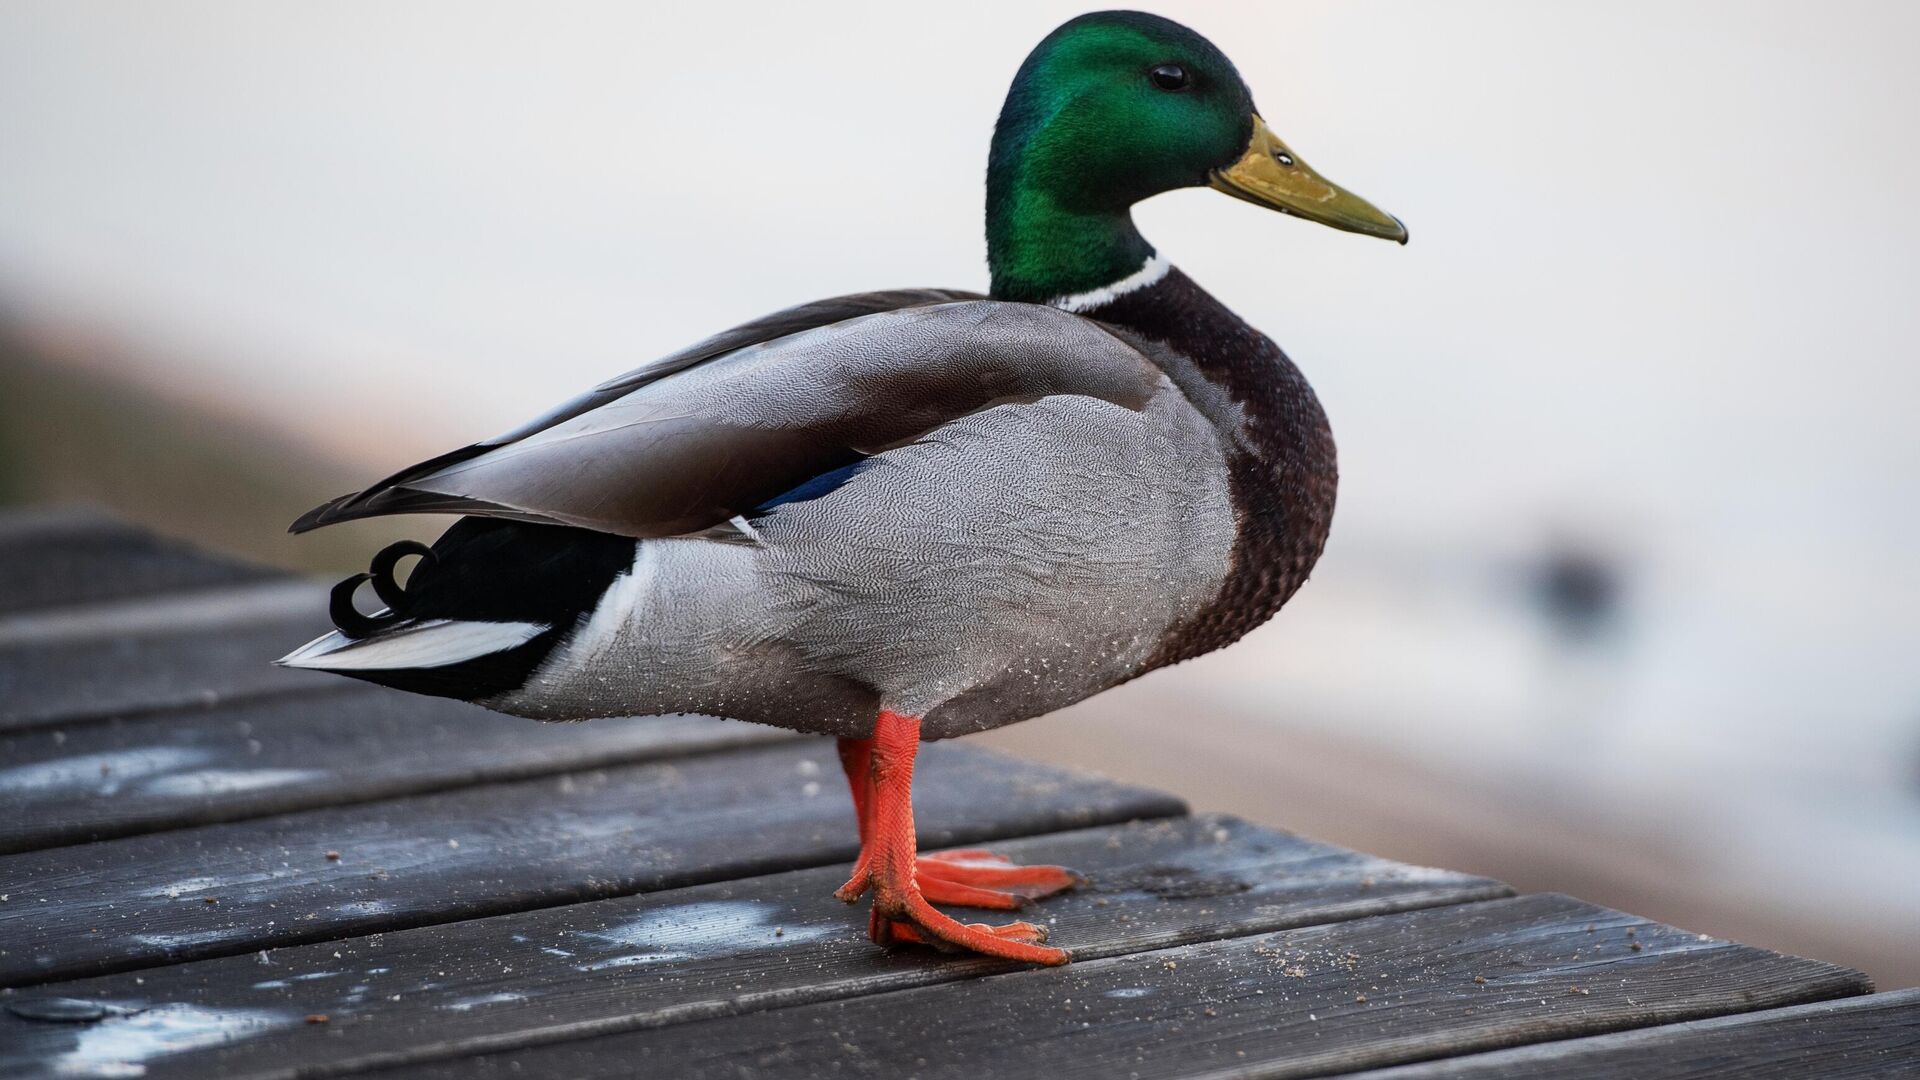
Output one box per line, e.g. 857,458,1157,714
276,619,547,671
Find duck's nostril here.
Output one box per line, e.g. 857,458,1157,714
1274,152,1295,167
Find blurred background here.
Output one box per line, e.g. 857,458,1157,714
2,1,1915,986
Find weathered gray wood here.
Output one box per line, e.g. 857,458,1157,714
0,688,791,853
383,894,1868,1080
0,510,1884,1080
0,815,1509,1080
0,587,337,730
0,741,1183,987
1346,988,1920,1078
0,508,281,614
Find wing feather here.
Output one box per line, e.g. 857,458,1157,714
293,295,1160,539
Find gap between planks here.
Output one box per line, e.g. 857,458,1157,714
1,571,338,734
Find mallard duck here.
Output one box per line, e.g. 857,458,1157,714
280,10,1405,965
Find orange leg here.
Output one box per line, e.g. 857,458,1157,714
834,735,877,901
832,711,1076,965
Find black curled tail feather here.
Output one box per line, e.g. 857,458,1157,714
370,540,435,609
330,540,438,639
328,574,381,638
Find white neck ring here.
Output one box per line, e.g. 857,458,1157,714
1048,253,1172,313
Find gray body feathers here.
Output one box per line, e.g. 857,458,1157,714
288,291,1261,739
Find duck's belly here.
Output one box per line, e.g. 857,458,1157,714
491,387,1236,740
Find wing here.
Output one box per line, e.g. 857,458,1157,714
292,288,980,533
291,297,1163,539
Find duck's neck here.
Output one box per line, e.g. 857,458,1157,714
985,104,1158,303
985,193,1156,304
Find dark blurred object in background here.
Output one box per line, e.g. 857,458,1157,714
1532,539,1622,646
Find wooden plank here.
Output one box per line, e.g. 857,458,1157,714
0,583,336,731
0,508,281,615
1344,988,1920,1078
382,893,1869,1080
0,688,792,854
0,815,1509,1080
0,741,1183,987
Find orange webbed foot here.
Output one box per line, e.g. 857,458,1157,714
870,894,1069,965
917,849,1083,907
839,849,1082,912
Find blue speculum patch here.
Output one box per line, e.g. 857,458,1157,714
754,458,871,513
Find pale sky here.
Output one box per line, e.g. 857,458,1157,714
2,2,1918,891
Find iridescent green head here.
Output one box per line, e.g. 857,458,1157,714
987,11,1406,304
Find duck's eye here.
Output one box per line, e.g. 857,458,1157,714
1149,64,1190,91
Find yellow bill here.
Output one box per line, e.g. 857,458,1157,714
1210,114,1408,244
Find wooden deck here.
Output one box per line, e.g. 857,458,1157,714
1,508,1914,1078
